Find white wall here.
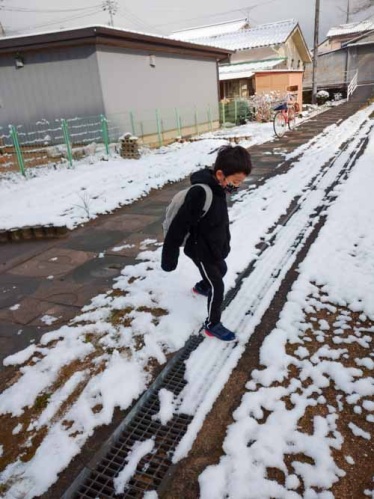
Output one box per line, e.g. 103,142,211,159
0,46,104,128
96,46,220,137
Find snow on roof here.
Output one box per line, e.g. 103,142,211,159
171,18,249,41
219,59,285,80
172,19,298,52
327,16,374,38
0,24,231,55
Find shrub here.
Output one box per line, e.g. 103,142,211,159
316,90,330,105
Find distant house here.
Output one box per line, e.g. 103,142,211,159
172,19,312,108
0,26,231,146
319,16,374,53
304,17,374,92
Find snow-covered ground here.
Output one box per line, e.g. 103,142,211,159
0,101,335,232
199,119,374,499
0,121,277,231
0,103,373,498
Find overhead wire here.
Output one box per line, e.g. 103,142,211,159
115,6,162,33
152,0,280,30
0,4,102,13
4,8,103,35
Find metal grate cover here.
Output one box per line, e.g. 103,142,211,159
63,336,202,498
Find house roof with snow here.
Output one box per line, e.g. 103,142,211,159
171,19,311,63
219,58,286,80
326,16,374,38
171,18,250,41
0,25,233,60
345,29,374,47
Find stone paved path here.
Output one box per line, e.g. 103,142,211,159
0,86,371,368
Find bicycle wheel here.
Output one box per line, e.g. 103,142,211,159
288,107,297,130
273,111,286,137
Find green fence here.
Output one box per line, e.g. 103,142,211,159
0,103,220,176
219,99,255,126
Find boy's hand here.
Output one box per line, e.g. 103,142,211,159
161,247,179,272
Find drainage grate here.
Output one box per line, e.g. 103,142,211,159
63,335,202,498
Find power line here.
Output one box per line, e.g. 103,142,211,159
4,8,103,35
0,3,102,13
153,0,279,30
116,6,161,33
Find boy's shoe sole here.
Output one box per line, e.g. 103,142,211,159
203,329,237,343
192,287,209,297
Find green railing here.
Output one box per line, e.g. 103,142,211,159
219,99,255,126
0,103,219,176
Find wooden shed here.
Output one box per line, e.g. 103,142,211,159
255,70,304,108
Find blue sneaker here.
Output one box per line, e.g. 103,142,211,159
203,322,237,342
193,281,210,297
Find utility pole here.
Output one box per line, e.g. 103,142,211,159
311,0,320,105
346,0,350,22
102,0,118,27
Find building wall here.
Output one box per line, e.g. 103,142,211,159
348,44,374,84
230,36,304,69
255,72,303,107
0,46,104,127
303,50,347,89
283,37,305,69
96,46,220,138
231,47,279,64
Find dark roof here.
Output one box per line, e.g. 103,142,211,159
0,25,233,60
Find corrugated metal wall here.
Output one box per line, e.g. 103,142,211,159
348,45,374,84
303,50,347,89
0,46,105,127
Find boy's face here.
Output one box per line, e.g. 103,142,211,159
215,170,247,192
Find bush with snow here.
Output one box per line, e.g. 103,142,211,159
317,90,330,105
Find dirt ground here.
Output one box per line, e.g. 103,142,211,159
161,292,374,499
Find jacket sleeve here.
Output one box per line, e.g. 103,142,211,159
161,186,206,271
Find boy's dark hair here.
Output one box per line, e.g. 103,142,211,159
213,145,252,176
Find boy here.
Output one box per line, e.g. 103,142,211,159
161,145,252,342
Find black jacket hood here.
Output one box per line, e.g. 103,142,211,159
190,168,226,197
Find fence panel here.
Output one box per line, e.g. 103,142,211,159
0,102,222,176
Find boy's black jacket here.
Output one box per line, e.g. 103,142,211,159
161,168,230,271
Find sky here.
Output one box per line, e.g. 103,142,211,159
0,0,374,46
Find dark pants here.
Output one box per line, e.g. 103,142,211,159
191,257,227,326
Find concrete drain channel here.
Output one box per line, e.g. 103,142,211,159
63,120,372,498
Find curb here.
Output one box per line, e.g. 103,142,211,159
0,225,68,243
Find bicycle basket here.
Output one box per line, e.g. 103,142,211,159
273,102,287,111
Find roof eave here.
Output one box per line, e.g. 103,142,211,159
0,25,233,60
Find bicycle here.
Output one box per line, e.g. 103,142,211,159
273,102,297,138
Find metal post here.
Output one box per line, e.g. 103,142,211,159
61,119,73,167
194,107,199,135
100,114,110,155
208,105,213,131
234,99,238,124
155,109,163,147
10,125,26,176
311,0,320,105
129,111,136,136
221,101,226,127
175,108,181,137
